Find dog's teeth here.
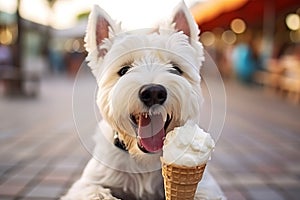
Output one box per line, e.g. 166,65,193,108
141,112,148,118
162,113,167,122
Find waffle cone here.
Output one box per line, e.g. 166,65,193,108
161,158,206,200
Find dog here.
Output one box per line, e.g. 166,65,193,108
62,1,226,200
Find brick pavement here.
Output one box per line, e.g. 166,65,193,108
0,74,299,200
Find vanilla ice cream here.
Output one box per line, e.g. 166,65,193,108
162,121,215,167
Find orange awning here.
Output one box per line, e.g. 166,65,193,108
192,0,300,32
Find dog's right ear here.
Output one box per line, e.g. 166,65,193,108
85,5,120,77
85,5,119,58
172,1,200,43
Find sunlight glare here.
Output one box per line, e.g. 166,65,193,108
0,0,203,29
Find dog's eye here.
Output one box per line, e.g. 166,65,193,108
118,66,131,76
169,63,183,75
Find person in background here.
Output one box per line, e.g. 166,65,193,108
232,31,262,83
0,44,12,66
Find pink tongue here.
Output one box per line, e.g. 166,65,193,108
138,113,165,153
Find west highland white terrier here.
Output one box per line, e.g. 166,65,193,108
62,1,226,200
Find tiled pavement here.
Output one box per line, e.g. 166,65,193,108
207,79,300,200
0,72,300,200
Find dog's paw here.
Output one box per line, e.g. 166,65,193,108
61,183,120,200
89,192,120,200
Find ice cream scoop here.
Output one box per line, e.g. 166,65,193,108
162,121,215,166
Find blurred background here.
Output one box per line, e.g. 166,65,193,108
0,0,299,199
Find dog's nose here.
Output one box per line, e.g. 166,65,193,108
139,84,167,107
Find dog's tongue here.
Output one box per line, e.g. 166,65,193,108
138,113,165,153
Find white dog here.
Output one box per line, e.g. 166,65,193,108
62,2,226,200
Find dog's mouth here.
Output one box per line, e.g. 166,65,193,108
130,113,172,153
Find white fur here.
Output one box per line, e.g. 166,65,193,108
62,1,226,200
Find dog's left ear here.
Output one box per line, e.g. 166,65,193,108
85,5,121,77
85,5,120,58
172,1,200,42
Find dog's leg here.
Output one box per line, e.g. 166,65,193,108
194,171,227,200
61,182,118,200
61,158,120,200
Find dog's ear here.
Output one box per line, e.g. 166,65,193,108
172,1,200,42
85,5,118,58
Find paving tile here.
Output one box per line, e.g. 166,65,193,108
1,174,32,188
26,158,51,169
246,186,286,200
285,161,300,174
223,188,248,200
213,154,250,173
0,157,20,168
0,183,24,196
7,164,45,182
0,197,14,200
0,164,15,177
40,165,75,185
209,171,236,188
254,163,283,174
24,184,65,198
234,173,266,187
267,174,300,187
282,187,300,200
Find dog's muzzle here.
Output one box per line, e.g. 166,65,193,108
130,84,171,154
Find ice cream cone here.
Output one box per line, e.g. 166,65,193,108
161,158,206,200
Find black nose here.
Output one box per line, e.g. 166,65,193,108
139,84,167,107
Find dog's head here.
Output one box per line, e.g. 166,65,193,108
85,2,204,158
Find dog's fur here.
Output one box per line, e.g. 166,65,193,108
62,2,226,200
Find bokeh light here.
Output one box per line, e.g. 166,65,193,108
200,31,215,46
0,28,13,45
290,30,300,42
286,13,300,31
221,30,236,45
230,18,246,34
